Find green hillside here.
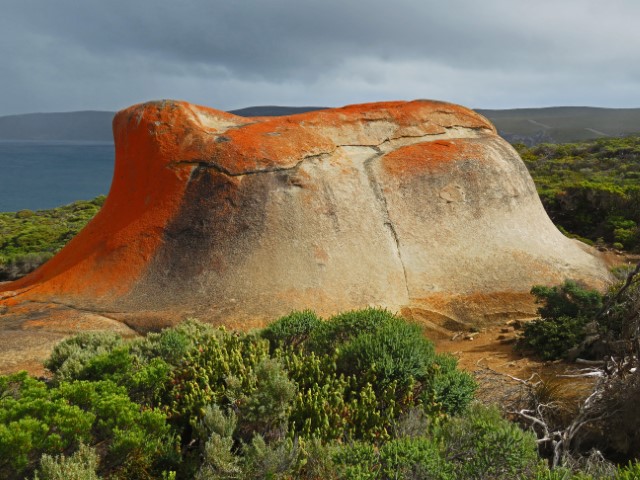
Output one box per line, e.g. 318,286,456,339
0,196,105,280
515,135,640,250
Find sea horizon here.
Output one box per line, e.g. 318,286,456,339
0,140,114,212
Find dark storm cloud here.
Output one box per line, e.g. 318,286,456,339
1,0,640,114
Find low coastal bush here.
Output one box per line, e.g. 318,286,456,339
520,280,603,360
515,136,640,252
0,310,480,478
6,308,640,478
33,443,101,480
0,196,104,280
261,309,322,350
520,272,640,361
0,372,177,479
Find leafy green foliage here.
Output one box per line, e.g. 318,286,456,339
195,406,241,480
377,437,453,480
520,280,603,360
521,316,588,360
271,309,476,441
162,328,272,437
430,354,478,416
435,403,539,479
531,281,603,321
308,307,408,353
515,137,640,251
236,358,296,442
0,311,482,478
333,312,435,390
0,372,176,480
261,310,322,350
615,462,640,480
328,404,539,480
0,196,105,280
0,372,96,478
4,311,640,478
45,331,125,382
300,308,476,417
34,443,101,480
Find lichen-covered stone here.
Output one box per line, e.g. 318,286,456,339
0,100,610,365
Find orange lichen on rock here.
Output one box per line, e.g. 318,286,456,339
381,139,486,178
0,98,609,351
191,99,496,175
4,101,206,302
206,118,334,174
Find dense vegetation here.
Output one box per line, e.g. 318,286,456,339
520,265,640,362
519,280,604,360
0,308,639,479
512,267,640,474
0,196,105,280
0,309,550,479
515,136,640,251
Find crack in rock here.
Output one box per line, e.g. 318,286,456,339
363,147,411,301
170,127,494,178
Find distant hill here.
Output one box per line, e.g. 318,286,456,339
475,107,640,145
0,111,114,141
1,105,640,145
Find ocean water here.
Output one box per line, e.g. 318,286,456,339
0,141,114,212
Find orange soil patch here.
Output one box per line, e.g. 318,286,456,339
433,323,543,379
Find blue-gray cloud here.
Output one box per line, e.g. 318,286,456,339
1,0,640,114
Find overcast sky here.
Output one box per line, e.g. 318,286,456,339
1,0,639,115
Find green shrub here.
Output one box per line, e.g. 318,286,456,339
195,406,241,480
531,281,603,321
131,319,217,366
34,443,101,480
0,313,496,478
335,317,434,391
163,327,272,437
45,331,124,381
0,196,105,280
261,310,322,350
282,350,355,441
0,373,95,479
436,403,539,479
331,441,379,480
55,380,178,478
236,358,296,442
521,316,588,360
241,435,302,479
520,281,603,360
308,308,404,354
328,310,475,417
0,371,177,479
429,354,477,416
378,437,453,480
295,437,337,480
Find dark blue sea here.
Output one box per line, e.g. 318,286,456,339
0,141,114,212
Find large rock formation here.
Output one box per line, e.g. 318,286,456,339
0,99,610,365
